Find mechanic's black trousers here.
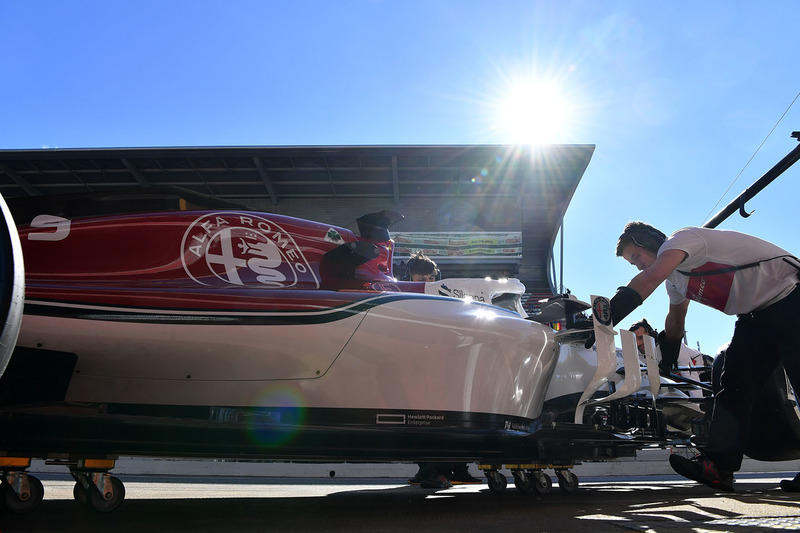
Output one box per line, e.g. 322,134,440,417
706,284,800,471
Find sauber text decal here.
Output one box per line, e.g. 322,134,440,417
181,212,318,288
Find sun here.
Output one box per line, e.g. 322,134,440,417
497,79,574,145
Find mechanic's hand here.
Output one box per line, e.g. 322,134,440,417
610,286,643,326
583,332,595,349
656,330,681,375
578,316,595,349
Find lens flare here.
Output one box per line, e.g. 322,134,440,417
245,385,307,448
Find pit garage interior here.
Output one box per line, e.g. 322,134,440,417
0,144,594,314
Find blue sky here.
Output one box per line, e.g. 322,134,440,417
2,0,799,354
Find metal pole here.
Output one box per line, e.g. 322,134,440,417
704,132,800,228
559,219,564,294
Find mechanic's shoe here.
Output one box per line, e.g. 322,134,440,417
407,470,425,485
449,471,483,484
669,454,734,492
780,472,800,492
419,473,452,489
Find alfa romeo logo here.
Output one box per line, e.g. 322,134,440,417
592,296,612,326
181,212,318,288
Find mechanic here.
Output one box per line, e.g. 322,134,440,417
606,221,800,492
628,318,658,358
402,252,483,488
629,318,705,397
405,250,439,282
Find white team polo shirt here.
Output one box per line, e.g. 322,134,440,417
660,227,799,315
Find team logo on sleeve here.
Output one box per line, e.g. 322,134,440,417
181,212,318,288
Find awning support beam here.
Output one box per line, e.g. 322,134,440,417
391,156,400,204
121,158,151,187
0,162,42,196
253,157,280,206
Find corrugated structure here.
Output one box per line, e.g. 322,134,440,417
0,144,594,295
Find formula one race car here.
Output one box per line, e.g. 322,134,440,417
0,188,798,513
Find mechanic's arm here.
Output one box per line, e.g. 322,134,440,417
609,249,688,326
663,299,689,342
657,298,689,373
627,249,688,300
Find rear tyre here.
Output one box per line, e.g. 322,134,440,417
0,194,24,380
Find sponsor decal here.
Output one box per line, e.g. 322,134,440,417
393,232,523,256
686,262,734,311
181,212,318,288
324,228,344,244
592,296,612,326
452,288,484,301
437,284,486,302
28,214,71,241
374,412,447,427
368,281,401,292
503,420,528,431
406,413,445,427
376,414,406,425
